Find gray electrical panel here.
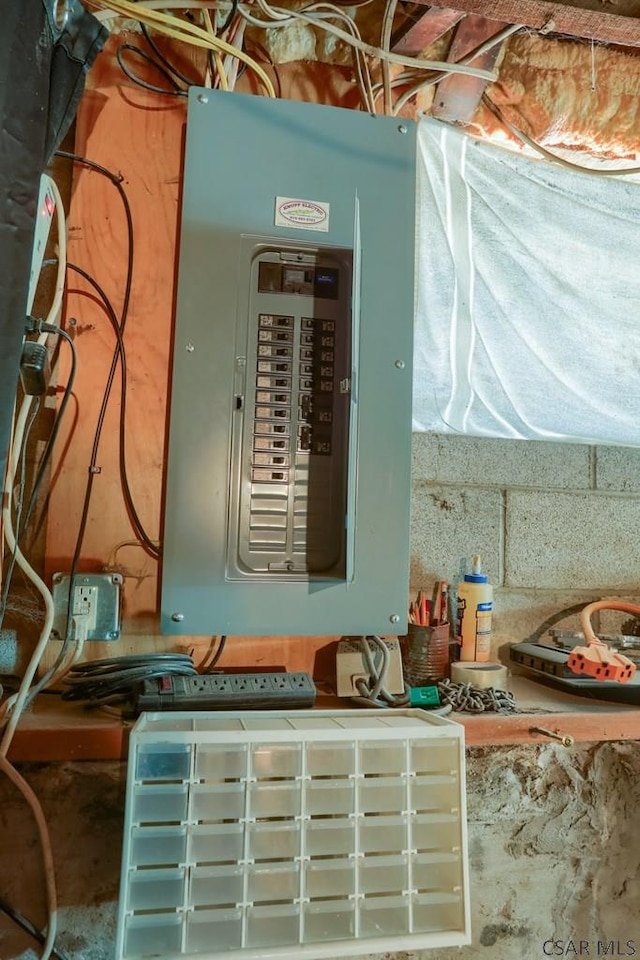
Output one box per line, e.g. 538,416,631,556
161,90,416,636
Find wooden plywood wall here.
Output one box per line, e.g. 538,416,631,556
43,38,358,676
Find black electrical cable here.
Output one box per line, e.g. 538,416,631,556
61,653,197,705
220,0,239,34
54,152,160,560
18,324,77,541
140,22,199,86
66,262,159,558
22,283,129,699
26,275,130,705
54,155,135,580
116,43,188,97
0,325,77,630
0,323,76,651
71,652,194,670
523,601,600,646
13,399,41,536
16,153,158,709
0,896,70,960
161,1,236,78
202,635,227,672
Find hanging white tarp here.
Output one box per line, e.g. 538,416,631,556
414,118,640,445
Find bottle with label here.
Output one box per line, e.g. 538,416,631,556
456,555,493,662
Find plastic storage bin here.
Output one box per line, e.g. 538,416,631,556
115,709,470,959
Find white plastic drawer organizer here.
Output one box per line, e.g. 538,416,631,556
116,710,470,959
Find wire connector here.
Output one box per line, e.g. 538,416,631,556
409,685,440,707
20,341,50,396
25,316,63,336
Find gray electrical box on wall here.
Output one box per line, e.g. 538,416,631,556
161,90,416,636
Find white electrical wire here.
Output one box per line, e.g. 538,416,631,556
380,0,398,116
0,754,58,960
0,173,68,960
98,0,500,84
482,94,640,178
224,16,246,91
392,22,523,116
302,2,376,113
248,0,500,81
202,5,231,90
0,174,67,753
1,170,66,609
301,2,376,113
0,485,57,753
47,615,91,690
91,0,277,97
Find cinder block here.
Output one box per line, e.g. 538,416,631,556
410,484,503,587
0,629,17,675
492,589,640,668
506,491,640,589
491,589,611,652
412,433,590,489
595,446,640,493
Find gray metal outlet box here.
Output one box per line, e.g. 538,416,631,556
161,90,416,636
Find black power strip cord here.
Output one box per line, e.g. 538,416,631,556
61,653,197,707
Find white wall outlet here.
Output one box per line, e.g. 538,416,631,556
335,638,404,697
72,584,98,632
51,573,123,641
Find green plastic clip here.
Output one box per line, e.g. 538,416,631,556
409,685,440,707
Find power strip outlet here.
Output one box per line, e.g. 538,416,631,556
133,672,316,713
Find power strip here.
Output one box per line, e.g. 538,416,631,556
132,672,316,713
510,641,640,704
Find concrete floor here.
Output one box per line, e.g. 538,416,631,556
1,742,639,959
0,761,122,960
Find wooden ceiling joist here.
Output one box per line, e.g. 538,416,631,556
415,0,640,47
431,14,510,123
391,6,465,55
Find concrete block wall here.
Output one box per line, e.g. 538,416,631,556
410,433,640,655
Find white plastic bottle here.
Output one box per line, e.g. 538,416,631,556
456,555,493,662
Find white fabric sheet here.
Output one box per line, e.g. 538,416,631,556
413,118,640,445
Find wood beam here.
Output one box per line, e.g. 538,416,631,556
9,676,640,761
432,15,510,123
391,6,465,55
417,0,640,46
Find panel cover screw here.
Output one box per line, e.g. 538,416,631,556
389,614,400,623
171,612,184,622
398,124,408,134
197,94,209,104
186,342,195,353
395,360,405,369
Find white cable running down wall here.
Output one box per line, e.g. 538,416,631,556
413,118,640,446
